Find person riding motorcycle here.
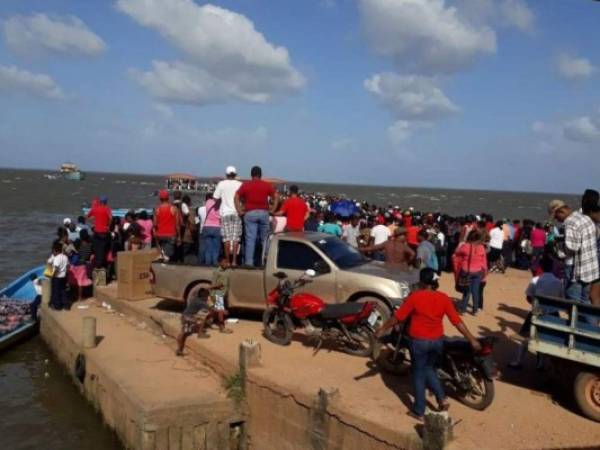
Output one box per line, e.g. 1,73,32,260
375,268,481,421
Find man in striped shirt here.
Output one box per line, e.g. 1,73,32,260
549,200,599,302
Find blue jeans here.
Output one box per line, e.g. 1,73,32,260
460,272,483,314
202,226,221,266
564,265,591,303
409,338,445,416
244,210,270,266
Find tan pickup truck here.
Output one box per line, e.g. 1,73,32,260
150,232,418,324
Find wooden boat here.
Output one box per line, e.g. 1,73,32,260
0,266,45,352
60,162,85,181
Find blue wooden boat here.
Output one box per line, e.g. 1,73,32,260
0,266,45,352
82,207,154,219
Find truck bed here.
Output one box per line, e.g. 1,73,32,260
529,295,600,369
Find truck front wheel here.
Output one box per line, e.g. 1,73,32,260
574,371,600,422
355,296,391,330
263,308,293,346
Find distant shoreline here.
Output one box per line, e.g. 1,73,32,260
0,166,579,197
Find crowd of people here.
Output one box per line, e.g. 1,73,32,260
44,165,600,315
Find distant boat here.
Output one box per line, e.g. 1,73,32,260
165,172,214,193
0,266,44,352
60,162,85,181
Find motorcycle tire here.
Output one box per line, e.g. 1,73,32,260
455,372,495,411
372,343,411,375
262,308,294,346
343,326,376,357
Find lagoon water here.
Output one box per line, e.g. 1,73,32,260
0,167,581,449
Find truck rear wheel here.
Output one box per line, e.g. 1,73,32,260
186,282,211,305
574,371,600,422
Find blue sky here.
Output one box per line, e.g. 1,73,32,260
0,0,599,193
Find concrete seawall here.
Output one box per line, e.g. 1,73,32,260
40,301,244,450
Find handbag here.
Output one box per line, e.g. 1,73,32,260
44,263,55,278
456,244,473,293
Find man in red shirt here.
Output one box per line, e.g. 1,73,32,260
153,190,181,261
235,166,279,266
376,268,480,420
87,195,112,268
275,185,309,232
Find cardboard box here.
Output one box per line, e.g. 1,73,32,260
117,249,159,301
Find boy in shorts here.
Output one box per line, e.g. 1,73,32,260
175,288,210,356
210,257,233,334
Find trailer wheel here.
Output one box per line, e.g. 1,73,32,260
574,371,600,422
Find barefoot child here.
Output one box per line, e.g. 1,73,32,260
175,288,210,356
210,257,233,334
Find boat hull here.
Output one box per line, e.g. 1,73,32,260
0,266,45,352
63,171,85,181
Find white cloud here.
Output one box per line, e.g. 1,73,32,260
498,0,535,32
117,0,305,105
0,65,64,99
364,73,459,120
2,13,106,57
563,116,600,143
556,53,595,80
331,138,358,151
387,120,430,145
153,103,174,118
359,0,496,74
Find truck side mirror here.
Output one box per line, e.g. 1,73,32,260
313,261,330,275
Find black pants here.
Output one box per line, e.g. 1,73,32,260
50,277,70,310
93,232,110,268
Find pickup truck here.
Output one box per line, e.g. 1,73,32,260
150,232,418,325
528,295,600,422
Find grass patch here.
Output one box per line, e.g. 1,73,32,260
224,371,245,406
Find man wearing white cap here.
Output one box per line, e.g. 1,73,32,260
213,166,242,266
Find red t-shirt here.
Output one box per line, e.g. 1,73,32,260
406,225,420,247
395,290,461,340
281,197,308,231
237,179,275,212
88,204,111,233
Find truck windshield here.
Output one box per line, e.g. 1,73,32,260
313,237,368,269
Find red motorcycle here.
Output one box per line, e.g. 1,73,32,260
262,270,377,357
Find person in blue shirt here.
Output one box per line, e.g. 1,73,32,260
318,213,342,237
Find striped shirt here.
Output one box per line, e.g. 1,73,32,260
564,211,599,283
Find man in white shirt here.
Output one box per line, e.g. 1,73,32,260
213,166,243,266
488,221,505,273
370,217,391,261
48,241,70,310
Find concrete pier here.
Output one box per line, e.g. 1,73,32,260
40,301,243,450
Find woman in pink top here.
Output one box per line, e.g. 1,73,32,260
201,195,222,266
530,223,547,272
453,230,488,315
136,210,154,249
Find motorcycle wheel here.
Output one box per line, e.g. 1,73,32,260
343,326,375,357
262,308,293,346
454,367,495,411
373,343,411,376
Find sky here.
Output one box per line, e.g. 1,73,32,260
0,0,599,193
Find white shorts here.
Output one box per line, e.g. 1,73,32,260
214,295,225,311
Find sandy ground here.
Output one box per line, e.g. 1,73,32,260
98,269,600,450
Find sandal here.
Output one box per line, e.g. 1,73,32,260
219,328,233,334
175,350,184,357
407,411,424,422
438,400,450,412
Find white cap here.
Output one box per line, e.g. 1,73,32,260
63,218,71,225
226,166,237,175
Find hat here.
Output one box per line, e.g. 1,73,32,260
159,189,169,200
63,218,71,225
547,199,567,218
376,216,385,224
226,166,237,175
100,195,108,204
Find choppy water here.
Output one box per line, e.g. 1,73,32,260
0,167,583,450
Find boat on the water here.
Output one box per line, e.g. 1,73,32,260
60,162,85,181
165,173,214,194
82,206,154,219
0,266,44,352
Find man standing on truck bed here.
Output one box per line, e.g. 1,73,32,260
213,166,242,266
275,184,309,232
154,190,181,261
235,166,279,267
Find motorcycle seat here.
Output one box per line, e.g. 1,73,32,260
320,302,364,319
